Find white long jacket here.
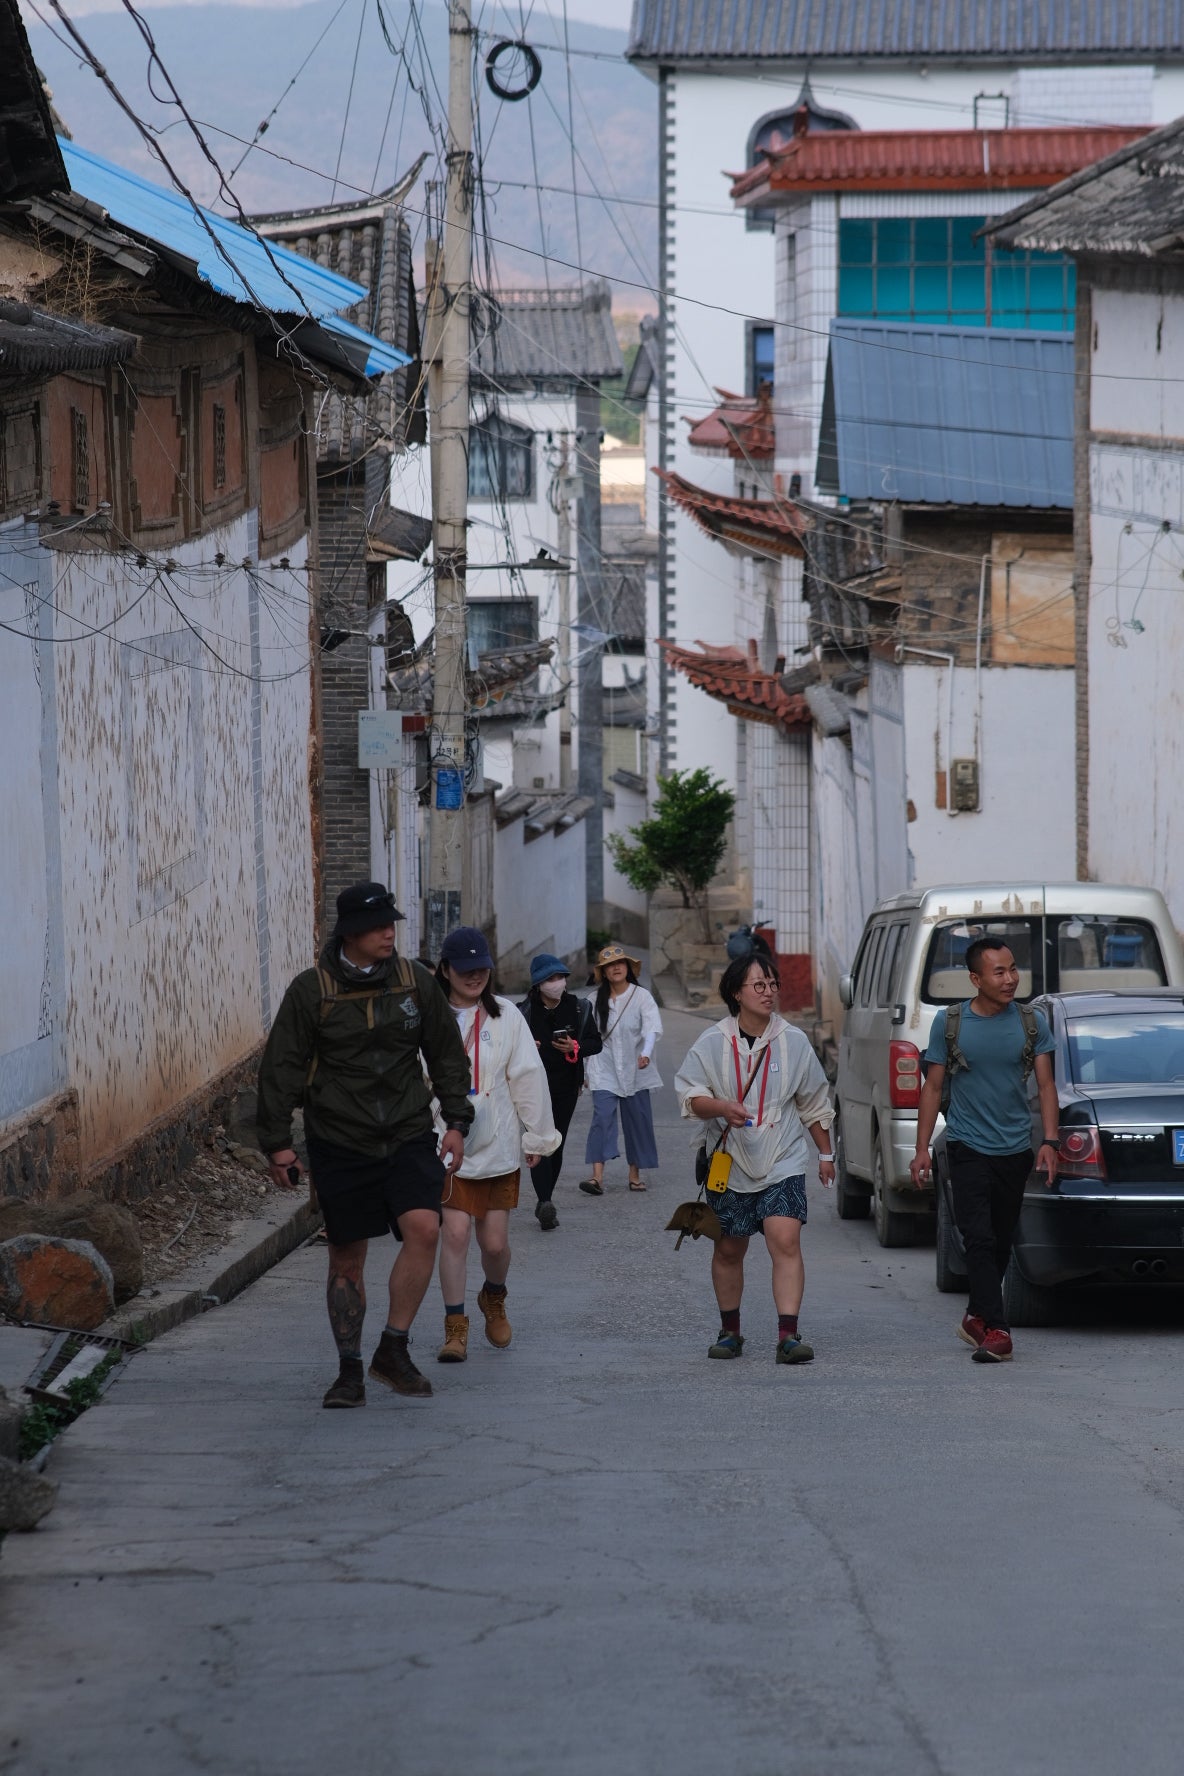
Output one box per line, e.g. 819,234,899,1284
585,985,663,1097
441,998,561,1180
674,1014,833,1193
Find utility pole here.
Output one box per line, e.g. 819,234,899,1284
550,434,575,790
575,386,605,925
422,0,473,957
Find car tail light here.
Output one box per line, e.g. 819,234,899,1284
889,1041,922,1109
1057,1125,1106,1180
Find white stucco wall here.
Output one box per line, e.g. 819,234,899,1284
901,660,1076,889
493,816,587,988
1088,280,1184,928
42,514,314,1165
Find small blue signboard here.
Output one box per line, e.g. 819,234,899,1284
435,767,463,810
1173,1129,1184,1166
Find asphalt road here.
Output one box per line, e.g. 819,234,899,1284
4,1006,1184,1776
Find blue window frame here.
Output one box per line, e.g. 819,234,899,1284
837,217,1074,330
748,324,775,395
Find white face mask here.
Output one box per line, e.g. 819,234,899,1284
539,978,566,1005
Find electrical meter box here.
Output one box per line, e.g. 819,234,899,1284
951,758,980,812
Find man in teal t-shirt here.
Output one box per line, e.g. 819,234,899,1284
910,938,1060,1364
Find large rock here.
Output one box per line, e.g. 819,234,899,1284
0,1235,114,1330
0,1387,22,1462
0,1193,143,1303
0,1454,58,1531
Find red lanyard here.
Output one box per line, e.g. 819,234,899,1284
464,1007,482,1095
731,1036,772,1126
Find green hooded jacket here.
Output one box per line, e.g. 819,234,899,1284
256,943,474,1158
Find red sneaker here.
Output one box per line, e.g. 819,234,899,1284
957,1313,987,1349
972,1327,1014,1364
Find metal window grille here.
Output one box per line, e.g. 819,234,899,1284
212,402,227,490
71,407,89,511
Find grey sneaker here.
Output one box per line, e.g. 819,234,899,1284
535,1200,559,1231
775,1334,815,1365
707,1330,745,1359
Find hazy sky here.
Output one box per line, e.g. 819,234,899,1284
56,0,636,26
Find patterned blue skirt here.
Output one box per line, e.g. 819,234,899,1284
713,1174,808,1238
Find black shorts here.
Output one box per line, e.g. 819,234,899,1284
306,1131,445,1247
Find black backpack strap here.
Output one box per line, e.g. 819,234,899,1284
1018,1003,1039,1081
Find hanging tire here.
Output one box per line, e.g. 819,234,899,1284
1002,1256,1058,1327
872,1140,913,1248
833,1106,870,1220
934,1169,965,1293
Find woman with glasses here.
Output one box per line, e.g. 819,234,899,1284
674,954,835,1365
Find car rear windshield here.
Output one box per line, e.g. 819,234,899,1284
1068,1012,1184,1086
921,919,1040,1005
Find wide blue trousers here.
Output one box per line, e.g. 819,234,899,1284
584,1090,659,1169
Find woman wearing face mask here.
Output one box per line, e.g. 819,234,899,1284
580,944,663,1195
433,927,560,1363
517,955,603,1231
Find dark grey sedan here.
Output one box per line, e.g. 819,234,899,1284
934,990,1184,1324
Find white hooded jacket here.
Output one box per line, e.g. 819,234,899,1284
441,997,561,1180
674,1013,833,1193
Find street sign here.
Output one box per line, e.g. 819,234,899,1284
358,709,403,768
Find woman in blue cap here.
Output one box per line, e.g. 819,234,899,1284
517,955,603,1230
433,927,560,1362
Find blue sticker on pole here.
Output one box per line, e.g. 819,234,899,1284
435,767,463,810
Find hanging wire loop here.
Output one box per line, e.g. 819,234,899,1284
484,39,542,102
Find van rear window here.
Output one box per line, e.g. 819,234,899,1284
1052,916,1166,992
921,919,1041,1004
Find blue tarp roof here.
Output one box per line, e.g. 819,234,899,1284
817,321,1074,508
58,140,409,378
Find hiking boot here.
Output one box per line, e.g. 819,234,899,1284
972,1327,1014,1364
437,1314,469,1364
369,1331,432,1397
322,1358,365,1409
957,1313,987,1350
775,1333,815,1365
535,1200,559,1231
707,1330,745,1359
477,1287,512,1348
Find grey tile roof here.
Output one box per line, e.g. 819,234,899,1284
816,320,1073,508
986,116,1184,257
628,0,1184,62
254,189,420,465
0,299,136,376
474,281,623,387
0,0,67,200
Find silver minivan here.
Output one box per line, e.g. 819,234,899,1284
834,883,1184,1246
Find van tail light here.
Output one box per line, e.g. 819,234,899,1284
1057,1125,1106,1180
889,1040,922,1110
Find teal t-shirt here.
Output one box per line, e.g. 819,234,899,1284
923,1001,1054,1156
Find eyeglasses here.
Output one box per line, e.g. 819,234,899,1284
749,980,776,995
361,892,393,907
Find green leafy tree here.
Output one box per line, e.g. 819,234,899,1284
607,768,736,938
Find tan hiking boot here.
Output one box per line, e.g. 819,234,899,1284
437,1314,469,1363
477,1286,512,1348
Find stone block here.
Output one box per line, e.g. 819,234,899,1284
0,1235,115,1331
0,1454,58,1532
0,1195,143,1304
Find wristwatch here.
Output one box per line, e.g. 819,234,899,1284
1039,1138,1059,1151
445,1120,469,1135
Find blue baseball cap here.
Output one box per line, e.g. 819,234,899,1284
440,926,494,971
530,953,569,988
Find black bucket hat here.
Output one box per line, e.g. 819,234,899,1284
332,881,405,938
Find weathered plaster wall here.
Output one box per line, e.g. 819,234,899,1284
47,514,314,1169
493,817,586,989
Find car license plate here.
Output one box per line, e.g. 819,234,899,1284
1173,1130,1184,1166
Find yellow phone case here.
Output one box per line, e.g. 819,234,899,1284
705,1150,733,1194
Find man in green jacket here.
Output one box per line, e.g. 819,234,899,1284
258,882,473,1409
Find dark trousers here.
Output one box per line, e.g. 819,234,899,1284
531,1088,580,1203
947,1140,1032,1330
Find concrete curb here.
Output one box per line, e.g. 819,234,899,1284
99,1198,322,1346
